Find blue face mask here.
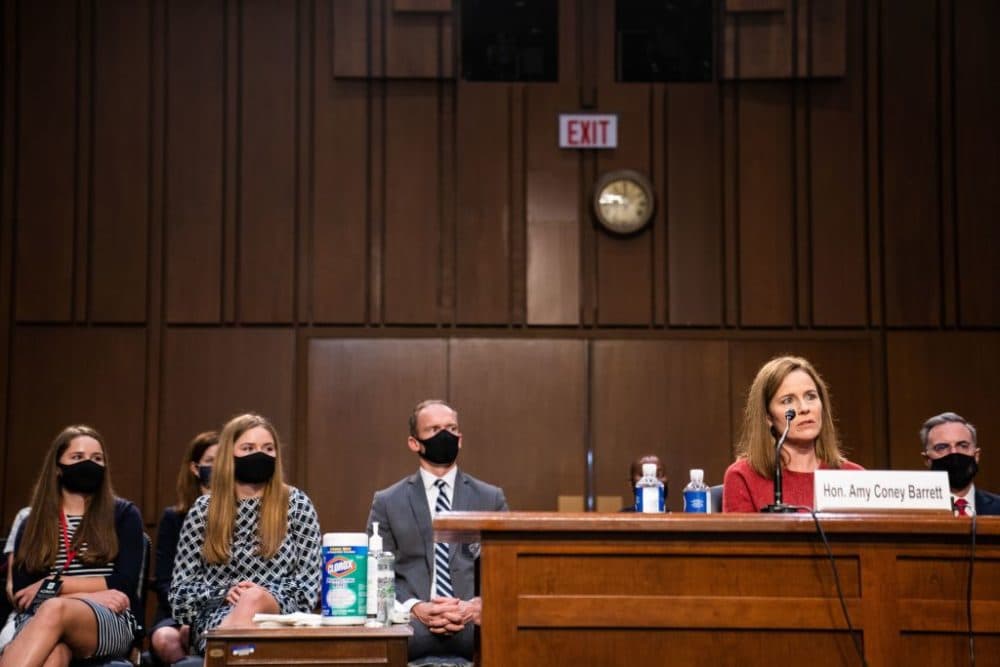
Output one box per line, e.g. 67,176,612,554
197,465,212,487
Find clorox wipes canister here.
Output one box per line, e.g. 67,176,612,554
321,532,368,624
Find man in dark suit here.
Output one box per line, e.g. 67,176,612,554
920,411,1000,516
367,399,508,663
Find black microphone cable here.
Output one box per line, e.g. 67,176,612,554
788,505,868,666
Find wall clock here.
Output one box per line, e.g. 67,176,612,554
592,169,655,235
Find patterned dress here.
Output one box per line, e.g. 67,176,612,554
168,487,322,653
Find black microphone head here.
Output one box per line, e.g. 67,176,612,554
784,409,796,422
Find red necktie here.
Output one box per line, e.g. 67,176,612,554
954,497,969,517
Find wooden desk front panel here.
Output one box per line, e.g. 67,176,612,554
441,513,1000,667
487,539,866,665
204,626,411,667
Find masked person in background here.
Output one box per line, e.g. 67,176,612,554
367,400,508,664
920,412,1000,516
150,430,219,664
169,414,321,655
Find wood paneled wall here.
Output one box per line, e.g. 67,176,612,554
1,0,998,532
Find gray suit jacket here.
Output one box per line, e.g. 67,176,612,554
367,468,508,660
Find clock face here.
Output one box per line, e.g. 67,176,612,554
593,171,655,234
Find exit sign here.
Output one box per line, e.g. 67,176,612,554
558,113,618,149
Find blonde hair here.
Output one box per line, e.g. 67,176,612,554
735,356,846,478
16,425,119,572
203,414,289,564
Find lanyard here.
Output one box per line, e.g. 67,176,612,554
59,510,77,573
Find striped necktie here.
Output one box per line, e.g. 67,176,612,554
433,479,453,598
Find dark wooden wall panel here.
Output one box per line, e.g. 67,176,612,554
385,9,448,79
382,83,441,323
808,0,867,327
3,328,146,527
728,338,878,470
305,338,447,531
164,0,225,323
3,0,1000,533
311,49,368,330
455,86,511,324
799,0,847,77
737,84,795,327
90,0,150,323
880,0,940,327
953,1,1000,327
885,332,1000,489
238,0,297,323
14,2,78,322
450,339,586,512
592,341,731,512
666,84,724,327
157,328,295,519
525,86,580,325
595,86,653,325
331,0,368,78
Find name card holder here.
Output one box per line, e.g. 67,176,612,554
814,469,952,512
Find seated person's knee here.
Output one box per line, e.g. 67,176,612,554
236,586,271,610
32,597,71,624
151,626,177,651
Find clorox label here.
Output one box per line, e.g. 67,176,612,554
329,556,357,578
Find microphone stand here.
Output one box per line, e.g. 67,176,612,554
761,410,798,513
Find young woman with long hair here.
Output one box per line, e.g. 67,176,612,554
0,426,144,667
168,414,321,654
149,430,219,664
723,356,864,512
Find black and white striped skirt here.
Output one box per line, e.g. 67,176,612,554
13,599,138,659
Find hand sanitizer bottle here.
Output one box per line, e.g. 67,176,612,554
365,522,382,625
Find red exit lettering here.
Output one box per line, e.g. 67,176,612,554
567,119,610,146
559,114,617,149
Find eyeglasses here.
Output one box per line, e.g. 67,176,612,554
929,441,976,455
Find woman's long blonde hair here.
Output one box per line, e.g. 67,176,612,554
16,425,119,572
203,414,289,564
735,356,846,478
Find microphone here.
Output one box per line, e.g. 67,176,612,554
761,409,798,513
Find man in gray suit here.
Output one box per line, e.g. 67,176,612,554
367,400,508,663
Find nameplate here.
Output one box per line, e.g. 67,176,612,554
814,469,952,512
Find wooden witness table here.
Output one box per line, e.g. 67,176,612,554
203,623,412,666
435,512,1000,667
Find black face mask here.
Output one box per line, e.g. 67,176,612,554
931,452,979,490
417,430,460,466
58,460,105,494
197,465,212,487
233,452,276,484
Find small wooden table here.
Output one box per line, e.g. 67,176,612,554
203,623,413,667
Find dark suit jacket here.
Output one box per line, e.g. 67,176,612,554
975,488,1000,516
367,468,507,660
